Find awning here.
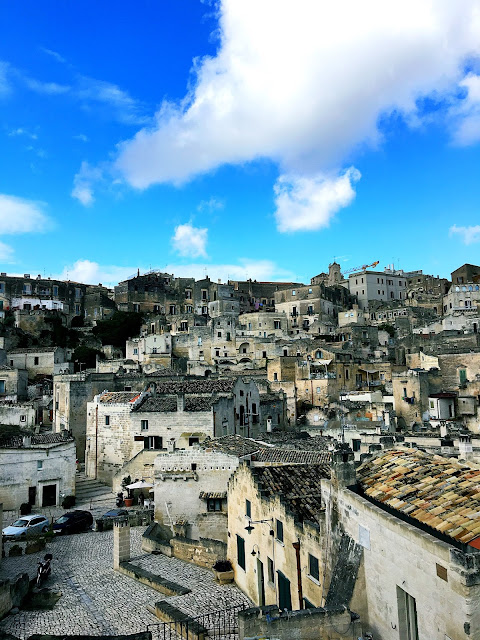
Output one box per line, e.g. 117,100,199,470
358,368,379,374
180,432,204,438
314,359,332,366
125,480,153,490
199,491,227,500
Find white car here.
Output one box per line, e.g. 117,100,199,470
2,514,50,540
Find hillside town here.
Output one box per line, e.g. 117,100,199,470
0,261,479,640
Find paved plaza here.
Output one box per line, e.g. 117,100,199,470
0,527,251,639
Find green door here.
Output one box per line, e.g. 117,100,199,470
277,571,292,611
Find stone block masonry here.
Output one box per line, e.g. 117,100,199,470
113,519,131,569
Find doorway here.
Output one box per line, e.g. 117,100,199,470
277,571,292,611
257,559,265,606
42,484,57,507
28,486,36,506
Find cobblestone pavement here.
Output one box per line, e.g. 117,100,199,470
0,527,251,639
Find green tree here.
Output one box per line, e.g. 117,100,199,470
92,311,143,354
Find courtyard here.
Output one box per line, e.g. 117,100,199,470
0,526,251,639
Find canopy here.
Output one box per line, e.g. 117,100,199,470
125,480,153,490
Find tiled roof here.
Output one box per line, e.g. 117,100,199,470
184,396,216,411
199,491,227,500
202,435,261,457
145,380,235,394
9,347,58,354
99,391,141,404
252,464,328,523
253,448,331,465
357,449,480,546
137,396,177,412
0,432,74,448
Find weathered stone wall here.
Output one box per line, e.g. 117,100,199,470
0,440,76,509
170,536,227,568
322,480,480,640
239,605,362,640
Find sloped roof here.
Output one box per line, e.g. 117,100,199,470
99,391,140,404
252,464,328,523
145,380,235,394
137,396,177,412
202,434,261,457
254,448,331,465
357,449,480,546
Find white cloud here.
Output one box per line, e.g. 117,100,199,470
24,77,70,95
449,224,480,245
0,194,49,234
274,167,361,232
57,258,294,287
197,197,225,212
114,0,480,193
57,260,134,286
40,48,66,64
8,127,38,140
172,223,208,258
73,134,89,142
0,61,11,97
71,161,103,206
76,76,148,125
450,74,480,146
0,242,14,261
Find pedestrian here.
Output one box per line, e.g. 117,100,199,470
138,492,145,507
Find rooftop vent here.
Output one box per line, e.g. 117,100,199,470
24,274,30,279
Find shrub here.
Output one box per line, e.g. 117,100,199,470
20,503,31,516
213,559,232,572
62,495,76,509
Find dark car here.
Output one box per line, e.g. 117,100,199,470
101,508,128,520
53,510,93,534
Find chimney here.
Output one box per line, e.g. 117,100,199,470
177,393,185,412
22,435,31,447
440,438,455,457
458,433,473,461
331,448,356,488
167,438,175,454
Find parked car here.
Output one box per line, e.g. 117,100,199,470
2,514,50,540
100,508,128,520
53,510,93,534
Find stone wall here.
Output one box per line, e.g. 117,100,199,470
239,605,362,640
170,536,227,568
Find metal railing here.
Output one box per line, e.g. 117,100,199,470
147,603,247,640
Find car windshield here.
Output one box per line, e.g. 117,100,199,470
55,516,70,524
12,519,28,527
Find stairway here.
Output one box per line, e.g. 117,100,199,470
75,472,116,506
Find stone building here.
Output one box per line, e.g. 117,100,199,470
451,263,480,285
228,448,480,640
8,347,70,379
0,431,75,510
85,378,286,484
228,279,302,314
0,366,28,401
347,268,409,310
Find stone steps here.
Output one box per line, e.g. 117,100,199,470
75,473,115,503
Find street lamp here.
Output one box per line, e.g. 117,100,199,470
245,518,273,534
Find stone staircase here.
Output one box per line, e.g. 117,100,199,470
75,472,115,507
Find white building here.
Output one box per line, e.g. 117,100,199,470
348,269,408,310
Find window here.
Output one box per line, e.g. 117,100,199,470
275,519,284,543
207,498,222,512
144,436,163,450
308,553,319,581
37,460,43,470
292,290,296,296
141,420,148,431
34,356,39,365
124,386,132,391
273,372,278,381
189,437,199,446
20,415,26,422
75,303,81,315
186,305,193,313
262,351,267,358
23,283,32,294
133,348,138,355
105,415,110,426
185,289,192,299
169,305,176,315
237,535,246,570
246,499,251,518
217,331,222,337
75,287,82,299
0,380,4,393
274,320,281,329
397,586,418,640
267,557,274,583
202,289,208,301
53,285,58,297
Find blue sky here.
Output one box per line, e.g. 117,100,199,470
1,1,480,286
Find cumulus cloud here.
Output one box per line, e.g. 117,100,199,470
76,76,149,126
40,47,67,64
71,161,103,206
450,74,480,146
172,223,208,258
0,194,49,234
57,260,135,286
57,258,294,287
8,127,38,140
450,224,480,245
0,61,11,97
274,168,361,232
114,0,480,195
0,242,14,261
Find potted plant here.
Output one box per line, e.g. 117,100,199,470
212,559,234,584
121,475,133,507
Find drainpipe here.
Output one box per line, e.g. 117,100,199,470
95,404,98,480
292,539,303,609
